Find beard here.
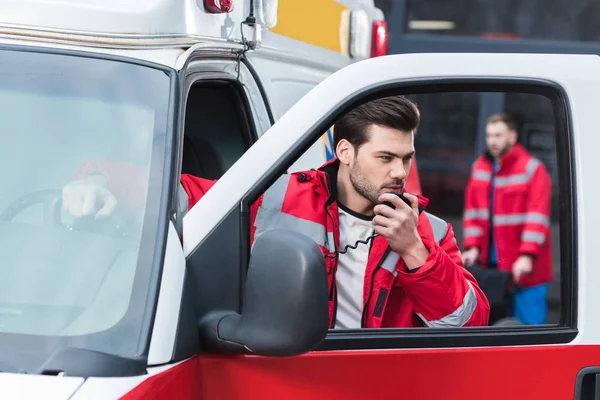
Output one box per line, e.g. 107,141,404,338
349,160,404,205
490,142,513,158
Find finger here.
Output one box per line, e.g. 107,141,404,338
513,272,521,283
373,214,393,228
68,192,84,217
512,266,522,281
402,193,419,212
374,224,393,238
468,252,478,264
373,203,397,218
96,194,117,219
81,190,97,216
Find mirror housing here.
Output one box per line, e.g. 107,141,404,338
198,229,329,356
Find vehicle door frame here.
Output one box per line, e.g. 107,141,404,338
183,52,584,344
151,47,274,366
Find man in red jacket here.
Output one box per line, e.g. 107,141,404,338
63,95,490,329
462,112,553,325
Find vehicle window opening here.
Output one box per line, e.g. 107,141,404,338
237,82,576,350
182,80,255,180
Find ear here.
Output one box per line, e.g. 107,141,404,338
336,139,354,165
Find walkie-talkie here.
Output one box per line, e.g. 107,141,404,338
383,192,425,214
382,192,412,209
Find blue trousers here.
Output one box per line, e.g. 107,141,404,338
513,283,549,325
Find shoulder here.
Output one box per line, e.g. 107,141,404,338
260,169,329,208
467,156,492,184
520,150,549,178
471,155,492,173
418,211,449,244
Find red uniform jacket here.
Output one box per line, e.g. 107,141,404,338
76,158,490,328
463,143,553,287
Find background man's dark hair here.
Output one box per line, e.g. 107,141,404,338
487,112,518,132
333,95,420,154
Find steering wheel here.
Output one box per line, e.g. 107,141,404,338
0,189,63,226
0,189,127,237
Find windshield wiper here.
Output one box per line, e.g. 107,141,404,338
36,347,146,378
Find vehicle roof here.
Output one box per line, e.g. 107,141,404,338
0,0,382,73
0,0,381,51
0,0,248,46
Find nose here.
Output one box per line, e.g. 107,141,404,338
389,164,407,180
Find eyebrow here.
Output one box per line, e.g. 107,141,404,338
375,150,415,158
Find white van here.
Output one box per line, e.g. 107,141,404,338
0,0,387,397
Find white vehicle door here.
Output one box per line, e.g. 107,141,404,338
172,53,599,400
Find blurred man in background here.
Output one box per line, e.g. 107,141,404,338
462,113,553,325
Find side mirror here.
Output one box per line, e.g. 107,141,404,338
198,229,329,356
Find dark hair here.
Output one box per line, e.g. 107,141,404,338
333,95,420,154
487,112,517,132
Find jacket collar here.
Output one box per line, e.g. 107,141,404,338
318,158,340,206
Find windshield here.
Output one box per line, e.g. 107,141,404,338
0,45,174,374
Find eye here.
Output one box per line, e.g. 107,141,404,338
379,155,392,162
403,155,413,163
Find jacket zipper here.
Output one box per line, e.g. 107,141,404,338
361,246,392,328
487,161,497,268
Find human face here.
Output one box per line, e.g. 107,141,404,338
486,121,517,158
345,124,415,206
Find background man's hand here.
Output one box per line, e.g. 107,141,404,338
512,254,533,283
62,175,118,218
462,247,480,266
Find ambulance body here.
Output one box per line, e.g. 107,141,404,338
0,1,595,399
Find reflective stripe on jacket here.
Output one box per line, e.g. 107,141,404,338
463,143,553,287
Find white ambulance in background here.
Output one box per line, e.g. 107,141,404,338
0,0,389,398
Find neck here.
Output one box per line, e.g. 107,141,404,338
336,168,375,216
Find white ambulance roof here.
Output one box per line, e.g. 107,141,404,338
0,0,246,41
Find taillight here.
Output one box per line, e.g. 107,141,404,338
349,10,371,59
371,20,388,57
204,0,233,13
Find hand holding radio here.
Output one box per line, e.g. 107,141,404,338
373,192,430,269
381,192,412,209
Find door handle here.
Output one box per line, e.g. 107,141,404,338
575,367,600,400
